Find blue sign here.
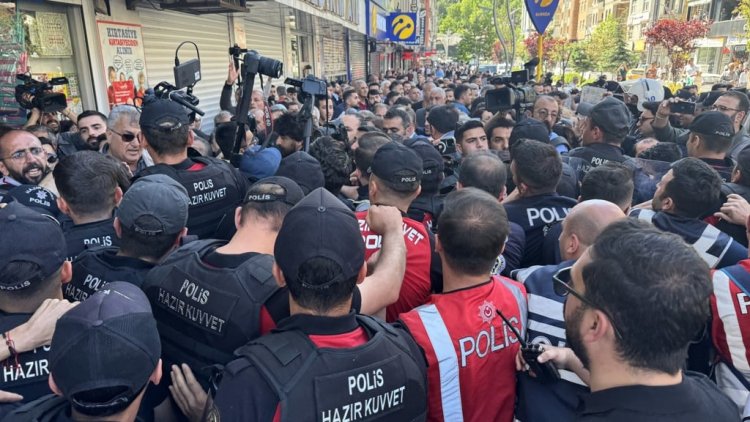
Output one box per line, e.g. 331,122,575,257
387,12,417,43
366,1,389,41
525,0,560,34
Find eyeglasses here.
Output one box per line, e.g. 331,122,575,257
109,129,139,143
552,266,624,340
1,147,45,161
534,109,559,120
710,104,741,113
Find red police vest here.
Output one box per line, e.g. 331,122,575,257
356,211,432,322
399,276,527,422
712,260,750,380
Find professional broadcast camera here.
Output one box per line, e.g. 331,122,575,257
152,81,204,122
148,41,205,122
284,75,327,100
15,74,69,112
485,70,536,113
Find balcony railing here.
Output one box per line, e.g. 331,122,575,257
709,18,747,37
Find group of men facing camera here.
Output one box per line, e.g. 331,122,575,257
0,62,749,422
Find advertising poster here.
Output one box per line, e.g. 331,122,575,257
97,20,148,109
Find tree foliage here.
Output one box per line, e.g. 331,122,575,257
523,32,566,69
439,0,522,63
587,15,637,72
644,18,711,79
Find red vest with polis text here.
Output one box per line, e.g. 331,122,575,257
399,276,528,422
356,211,432,322
711,260,750,381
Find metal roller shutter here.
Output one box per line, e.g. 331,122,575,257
349,32,366,81
138,9,230,132
321,36,347,80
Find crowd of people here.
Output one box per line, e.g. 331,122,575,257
1,56,750,421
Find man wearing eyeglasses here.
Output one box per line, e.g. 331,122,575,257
531,95,570,154
538,219,738,421
712,91,750,160
0,130,53,193
101,105,150,176
512,200,625,421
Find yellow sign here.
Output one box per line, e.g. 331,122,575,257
391,14,415,41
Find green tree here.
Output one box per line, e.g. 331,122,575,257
569,41,594,73
587,15,635,72
439,0,522,63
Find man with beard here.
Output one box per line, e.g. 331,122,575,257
76,110,109,151
274,112,305,157
535,219,738,421
631,157,746,269
0,130,53,192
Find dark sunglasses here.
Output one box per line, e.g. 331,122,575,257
109,129,138,143
552,266,623,340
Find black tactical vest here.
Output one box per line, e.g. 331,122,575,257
137,157,245,240
233,315,428,422
65,247,154,302
141,240,278,384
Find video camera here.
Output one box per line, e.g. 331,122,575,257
315,122,348,145
284,75,327,101
485,70,537,113
15,74,69,112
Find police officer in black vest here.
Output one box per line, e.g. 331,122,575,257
53,151,131,260
65,174,189,302
207,188,427,421
0,202,72,405
135,98,247,240
568,97,632,177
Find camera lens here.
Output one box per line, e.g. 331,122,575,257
259,56,283,79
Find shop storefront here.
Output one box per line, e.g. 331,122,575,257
0,0,95,126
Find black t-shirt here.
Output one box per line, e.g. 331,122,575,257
504,193,577,267
577,372,739,421
567,143,631,178
0,312,52,404
62,218,119,261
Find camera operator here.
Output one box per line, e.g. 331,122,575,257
220,59,267,114
135,98,247,240
23,107,77,135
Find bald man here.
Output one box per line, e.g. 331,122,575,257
0,130,54,192
512,200,625,422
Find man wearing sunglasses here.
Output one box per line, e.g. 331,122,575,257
0,130,53,193
513,200,625,421
102,105,150,175
544,219,738,421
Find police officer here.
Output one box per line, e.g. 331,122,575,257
208,188,427,421
53,151,129,260
568,97,632,177
685,111,736,182
136,98,247,240
65,175,189,302
0,202,72,404
399,188,526,421
3,282,162,422
504,139,578,267
405,139,444,231
357,142,441,321
512,200,625,421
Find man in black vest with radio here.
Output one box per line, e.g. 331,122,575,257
208,188,427,421
136,98,247,240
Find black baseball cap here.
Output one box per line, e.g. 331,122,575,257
510,118,549,147
589,97,630,139
50,282,160,412
405,139,444,195
116,174,189,236
0,202,65,291
139,98,190,130
4,184,59,217
369,142,422,192
244,176,305,206
274,188,365,288
689,111,735,138
275,151,325,195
